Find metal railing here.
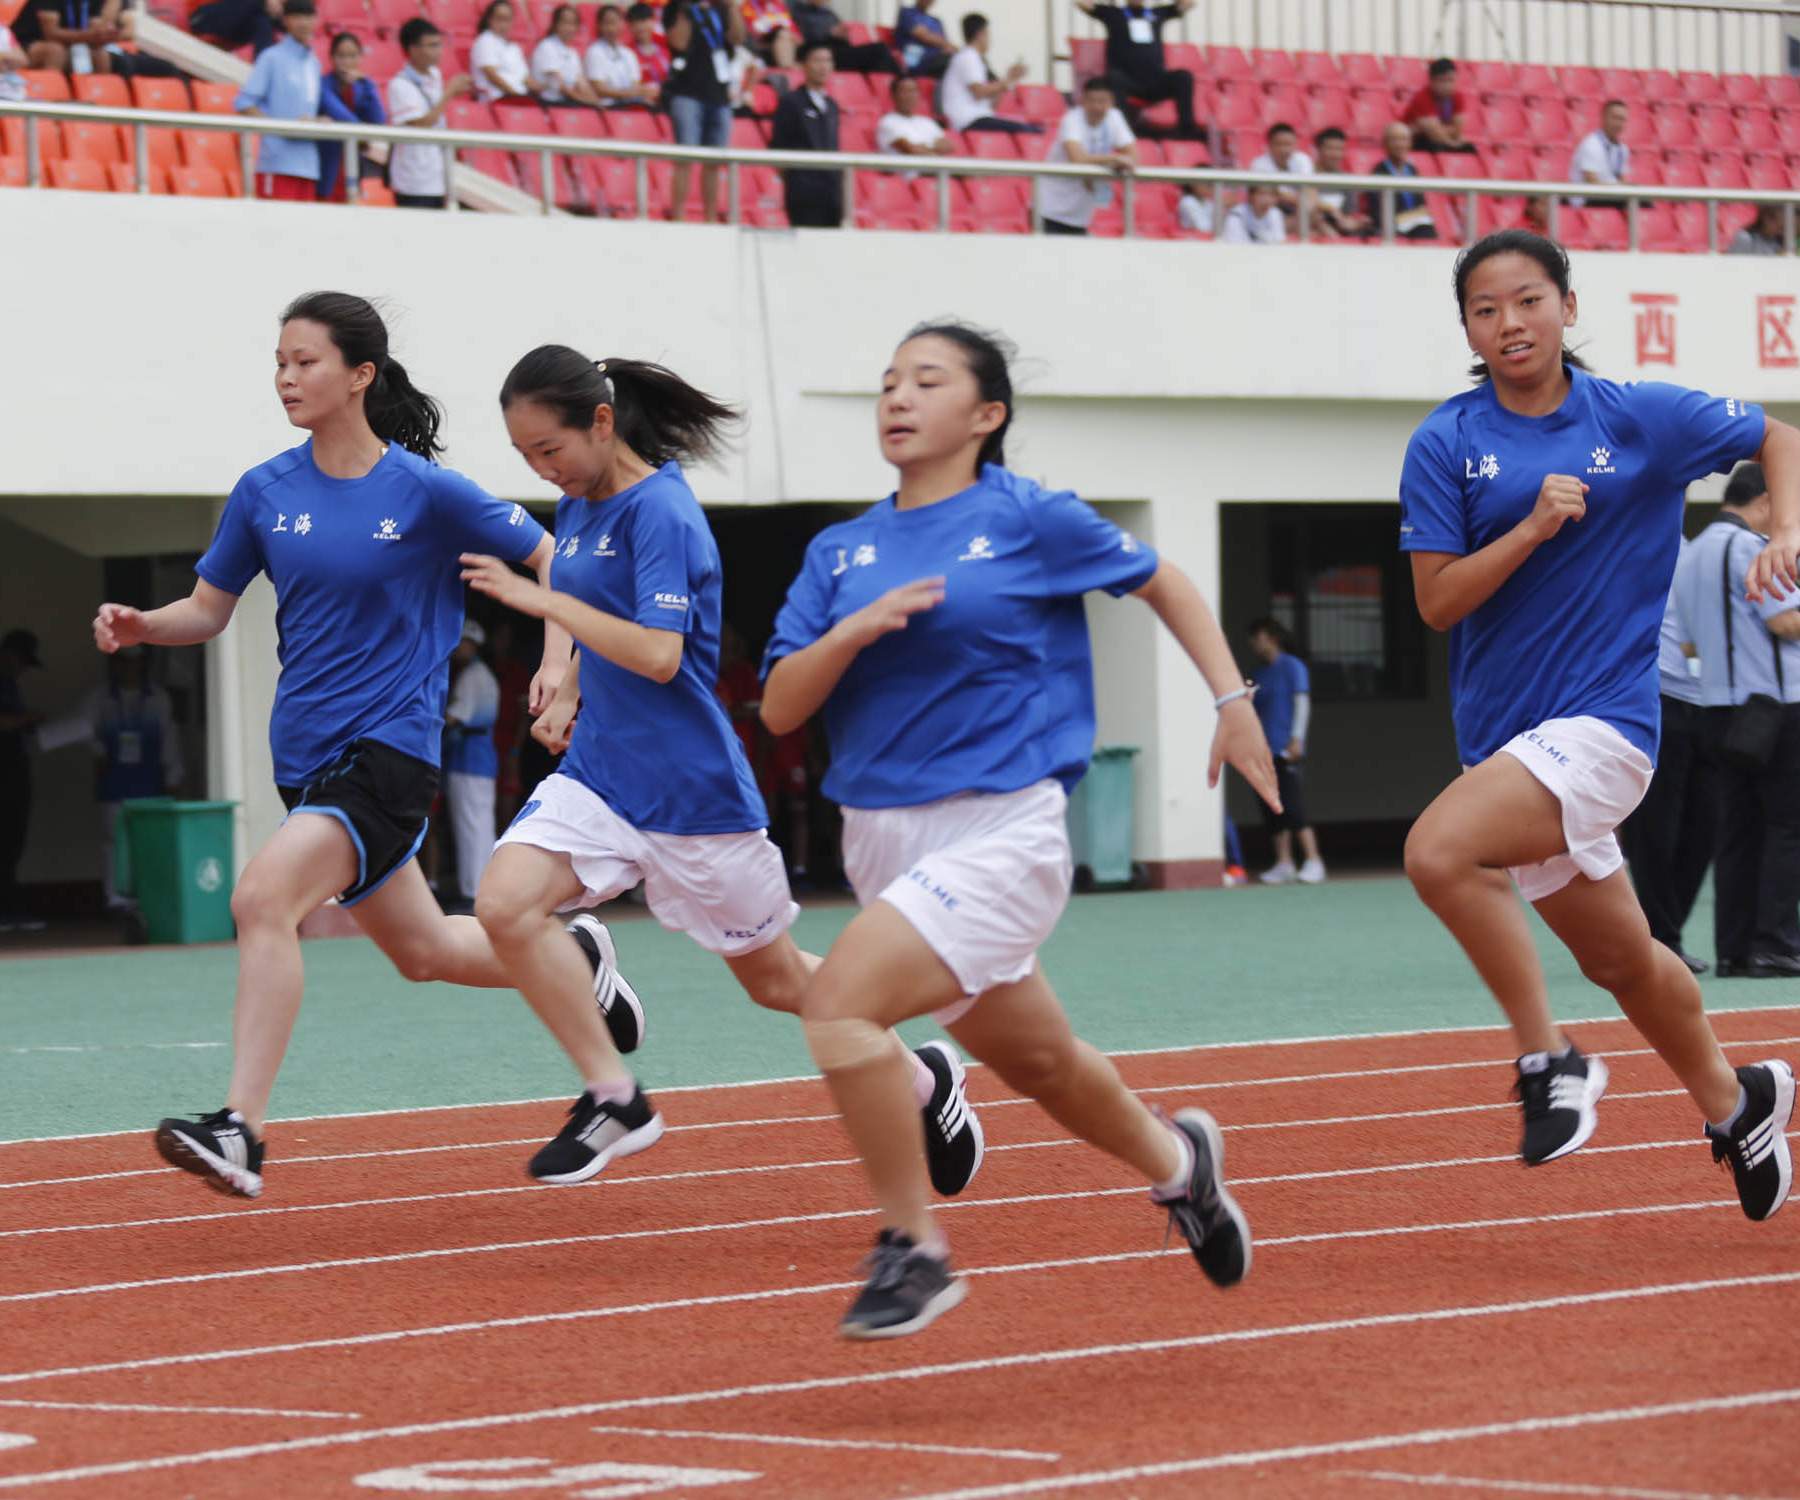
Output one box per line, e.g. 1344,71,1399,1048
3,97,1796,250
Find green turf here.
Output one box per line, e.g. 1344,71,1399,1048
2,877,1792,1141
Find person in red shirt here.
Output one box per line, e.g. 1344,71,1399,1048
1404,56,1472,153
625,1,670,84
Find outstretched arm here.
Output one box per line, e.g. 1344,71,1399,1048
761,577,944,735
94,580,239,653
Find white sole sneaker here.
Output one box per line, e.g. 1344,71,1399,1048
917,1039,985,1194
569,914,645,1053
1757,1059,1794,1220
1536,1054,1609,1165
1176,1107,1253,1285
841,1276,968,1341
154,1125,263,1199
534,1110,666,1186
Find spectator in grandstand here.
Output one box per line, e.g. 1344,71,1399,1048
1729,204,1788,256
586,5,658,105
770,37,841,226
0,21,26,100
1219,182,1283,243
533,4,605,106
0,629,44,934
941,13,1038,135
664,0,743,222
1176,182,1212,232
790,0,895,73
388,16,471,208
741,0,797,69
1362,120,1436,239
445,619,501,908
1568,99,1630,207
893,0,950,78
728,32,763,110
471,0,540,102
1037,76,1135,236
1248,120,1310,219
878,74,948,172
1305,126,1373,238
1404,56,1473,153
12,0,123,73
1247,617,1324,884
1522,193,1551,236
235,0,323,201
625,2,670,88
316,32,386,203
1075,0,1200,141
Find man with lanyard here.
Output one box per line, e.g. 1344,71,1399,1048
1075,0,1199,140
663,0,743,223
769,38,841,227
1673,462,1800,978
82,648,183,913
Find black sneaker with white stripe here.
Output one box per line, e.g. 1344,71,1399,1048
1706,1060,1795,1222
839,1229,967,1340
1514,1045,1608,1166
566,914,645,1054
916,1041,984,1196
154,1108,265,1199
1155,1108,1251,1289
528,1084,664,1184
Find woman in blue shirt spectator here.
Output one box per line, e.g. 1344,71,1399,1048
1247,615,1324,884
317,30,387,203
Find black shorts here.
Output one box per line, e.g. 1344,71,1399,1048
1258,759,1310,833
278,738,439,907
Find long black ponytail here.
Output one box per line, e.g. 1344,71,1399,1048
280,291,445,459
499,344,738,467
1452,230,1593,385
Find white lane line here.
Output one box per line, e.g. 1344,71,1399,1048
892,1387,1800,1500
6,1002,1795,1147
584,1424,1059,1463
3,1042,226,1056
0,1274,1794,1492
0,1198,1740,1371
0,1398,360,1420
1335,1469,1785,1500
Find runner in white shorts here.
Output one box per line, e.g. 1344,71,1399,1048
761,321,1281,1340
461,344,984,1191
1399,229,1796,1222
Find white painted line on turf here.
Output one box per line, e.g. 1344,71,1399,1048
0,1275,1795,1492
584,1424,1059,1462
2,1042,225,1056
892,1387,1800,1500
0,1197,1740,1361
6,1004,1795,1147
0,1398,360,1420
1335,1469,1785,1500
0,1435,32,1454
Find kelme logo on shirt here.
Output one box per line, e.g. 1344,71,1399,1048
374,517,403,542
1120,532,1141,553
508,503,526,527
958,535,994,562
654,592,689,611
1465,453,1500,481
1587,445,1617,475
593,533,618,557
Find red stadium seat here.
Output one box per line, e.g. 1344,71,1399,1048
107,160,170,192
168,163,231,196
1650,104,1696,149
1641,69,1683,103
1338,53,1384,89
1294,51,1342,89
729,116,768,150
853,171,929,229
358,178,396,204
1748,156,1793,190
1012,83,1065,128
1212,85,1263,131
826,71,876,114
1734,106,1778,153
1303,86,1349,136
1386,55,1427,91
1527,144,1565,182
1660,148,1704,187
1262,83,1305,128
549,107,604,139
444,98,498,131
1249,48,1295,84
1559,65,1603,97
1630,155,1665,186
1467,59,1514,94
1514,63,1556,97
1762,75,1799,108
511,150,584,209
841,19,870,45
1524,102,1571,145
492,97,550,134
838,114,874,152
1677,71,1724,104
1597,68,1643,101
1704,153,1749,189
72,73,131,107
318,0,368,27
366,0,416,36
964,130,1021,161
1479,141,1529,181
580,156,635,214
431,0,481,31
1068,37,1104,85
462,146,518,187
1225,127,1262,167
1347,95,1392,144
1618,107,1657,149
1691,106,1738,150
602,107,668,143
1161,138,1209,169
1483,97,1527,140
1719,74,1763,106
21,69,71,100
1204,45,1251,80
130,75,192,111
360,36,404,77
47,156,112,190
1164,42,1200,75
63,119,125,166
0,157,27,187
190,80,238,113
1779,114,1800,153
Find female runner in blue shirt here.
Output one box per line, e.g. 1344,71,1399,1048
92,293,634,1199
760,321,1280,1338
1399,230,1798,1222
458,346,984,1188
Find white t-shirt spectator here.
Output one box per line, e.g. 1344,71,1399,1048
0,24,25,103
1249,147,1313,191
940,46,992,131
470,30,530,101
1177,192,1212,232
1220,200,1285,243
584,37,641,103
531,34,585,101
878,109,945,177
1568,129,1628,206
1037,104,1133,230
388,64,450,197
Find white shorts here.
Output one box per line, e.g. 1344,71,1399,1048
1489,716,1654,903
843,779,1073,1018
495,773,798,957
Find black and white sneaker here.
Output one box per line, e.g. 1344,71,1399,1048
528,1085,664,1184
1154,1108,1251,1289
917,1041,984,1196
839,1229,967,1340
1705,1060,1795,1222
567,914,645,1055
154,1108,265,1199
1514,1045,1608,1165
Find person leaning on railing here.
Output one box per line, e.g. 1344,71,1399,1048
387,15,472,209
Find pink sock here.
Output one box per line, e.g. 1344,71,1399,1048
586,1076,636,1105
910,1050,936,1107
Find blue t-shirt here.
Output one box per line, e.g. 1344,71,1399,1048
1399,370,1763,764
552,463,766,835
763,465,1158,809
196,442,547,786
895,5,946,71
1254,652,1309,749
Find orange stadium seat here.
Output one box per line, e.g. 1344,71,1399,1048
168,162,231,195
62,119,125,165
358,178,396,204
47,156,111,190
444,97,498,131
21,69,72,100
108,160,171,192
1,114,64,159
130,75,192,110
189,80,238,113
72,73,131,107
0,156,25,187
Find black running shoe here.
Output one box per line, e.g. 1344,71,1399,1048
1154,1108,1251,1288
528,1085,664,1184
839,1229,967,1340
567,914,645,1054
154,1108,265,1198
1513,1046,1608,1165
916,1041,984,1196
1705,1060,1795,1222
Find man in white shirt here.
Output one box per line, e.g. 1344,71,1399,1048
1568,98,1629,207
1304,126,1372,238
940,12,1036,134
877,74,949,174
1247,119,1311,219
1037,77,1135,234
585,3,657,105
1220,183,1284,243
388,18,471,208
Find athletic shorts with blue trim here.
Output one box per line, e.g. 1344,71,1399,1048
278,738,438,907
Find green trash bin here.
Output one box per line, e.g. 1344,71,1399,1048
118,799,238,944
1066,745,1144,892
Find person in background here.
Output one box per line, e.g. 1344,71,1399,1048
316,31,387,204
1037,75,1135,236
893,0,950,77
388,16,470,209
235,0,323,201
1729,204,1787,257
728,33,762,111
1568,99,1629,208
533,4,604,106
445,619,502,912
0,17,30,97
1075,0,1200,141
490,618,535,829
189,0,279,55
1247,616,1325,884
769,37,841,227
1248,120,1310,220
877,74,948,173
13,0,122,73
1306,126,1373,238
82,648,183,914
741,0,796,69
940,13,1036,135
1619,541,1714,975
586,5,657,105
1362,120,1436,239
663,0,744,222
790,0,895,74
1219,182,1284,243
1404,56,1473,153
470,0,540,102
0,629,45,934
1221,809,1248,885
624,3,670,90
